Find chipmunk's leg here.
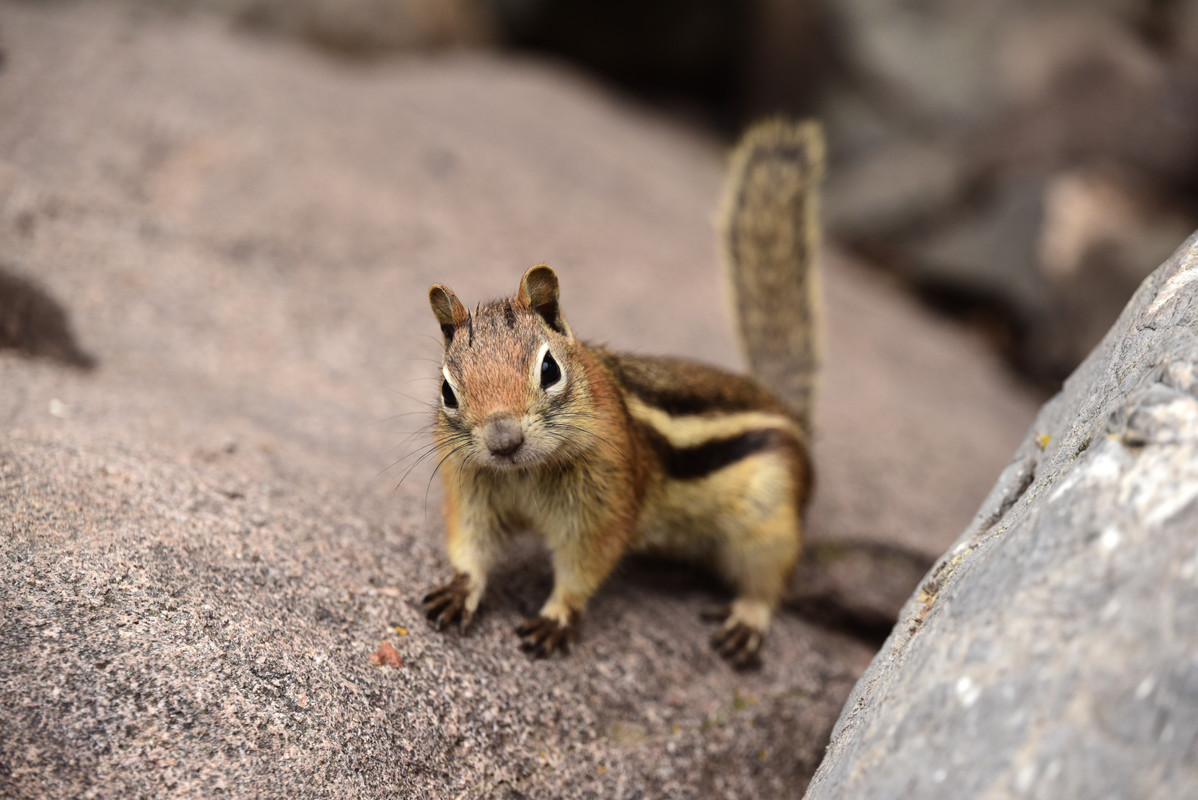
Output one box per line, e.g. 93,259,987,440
422,490,505,634
517,518,630,658
708,456,803,669
709,514,800,668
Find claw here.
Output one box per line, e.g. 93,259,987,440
515,614,576,658
421,572,474,633
708,618,764,670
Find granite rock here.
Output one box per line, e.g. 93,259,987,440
805,232,1198,800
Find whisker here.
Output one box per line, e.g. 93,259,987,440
550,421,630,467
393,429,443,453
377,438,443,478
375,410,437,424
394,391,437,407
425,442,472,510
392,450,441,495
455,452,467,505
392,433,469,494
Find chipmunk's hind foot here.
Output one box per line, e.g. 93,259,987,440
705,602,767,670
516,612,577,658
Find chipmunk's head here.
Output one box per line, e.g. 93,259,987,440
429,265,592,471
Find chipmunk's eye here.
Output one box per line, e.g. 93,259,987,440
441,378,458,409
540,351,562,389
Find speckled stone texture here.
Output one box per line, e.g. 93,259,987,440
805,233,1198,799
0,3,1037,797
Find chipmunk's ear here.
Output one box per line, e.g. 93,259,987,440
429,284,470,347
518,264,572,338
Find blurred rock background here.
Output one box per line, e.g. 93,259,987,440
70,0,1198,388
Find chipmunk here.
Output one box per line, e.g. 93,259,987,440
420,120,824,667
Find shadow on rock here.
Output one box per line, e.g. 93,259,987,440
786,540,936,650
0,265,97,370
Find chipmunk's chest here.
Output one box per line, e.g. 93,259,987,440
467,463,599,535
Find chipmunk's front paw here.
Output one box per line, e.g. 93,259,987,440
705,604,765,670
422,572,476,633
515,613,576,658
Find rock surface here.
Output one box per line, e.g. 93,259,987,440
0,3,1038,797
805,232,1198,799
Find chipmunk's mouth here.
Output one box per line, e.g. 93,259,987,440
487,457,520,471
483,445,552,471
474,415,568,471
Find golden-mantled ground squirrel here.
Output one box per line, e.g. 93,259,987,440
421,120,823,668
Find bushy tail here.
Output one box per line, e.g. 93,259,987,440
719,119,825,439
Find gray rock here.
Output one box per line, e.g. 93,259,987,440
805,231,1198,800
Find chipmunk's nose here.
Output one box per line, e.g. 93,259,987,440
483,416,524,457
